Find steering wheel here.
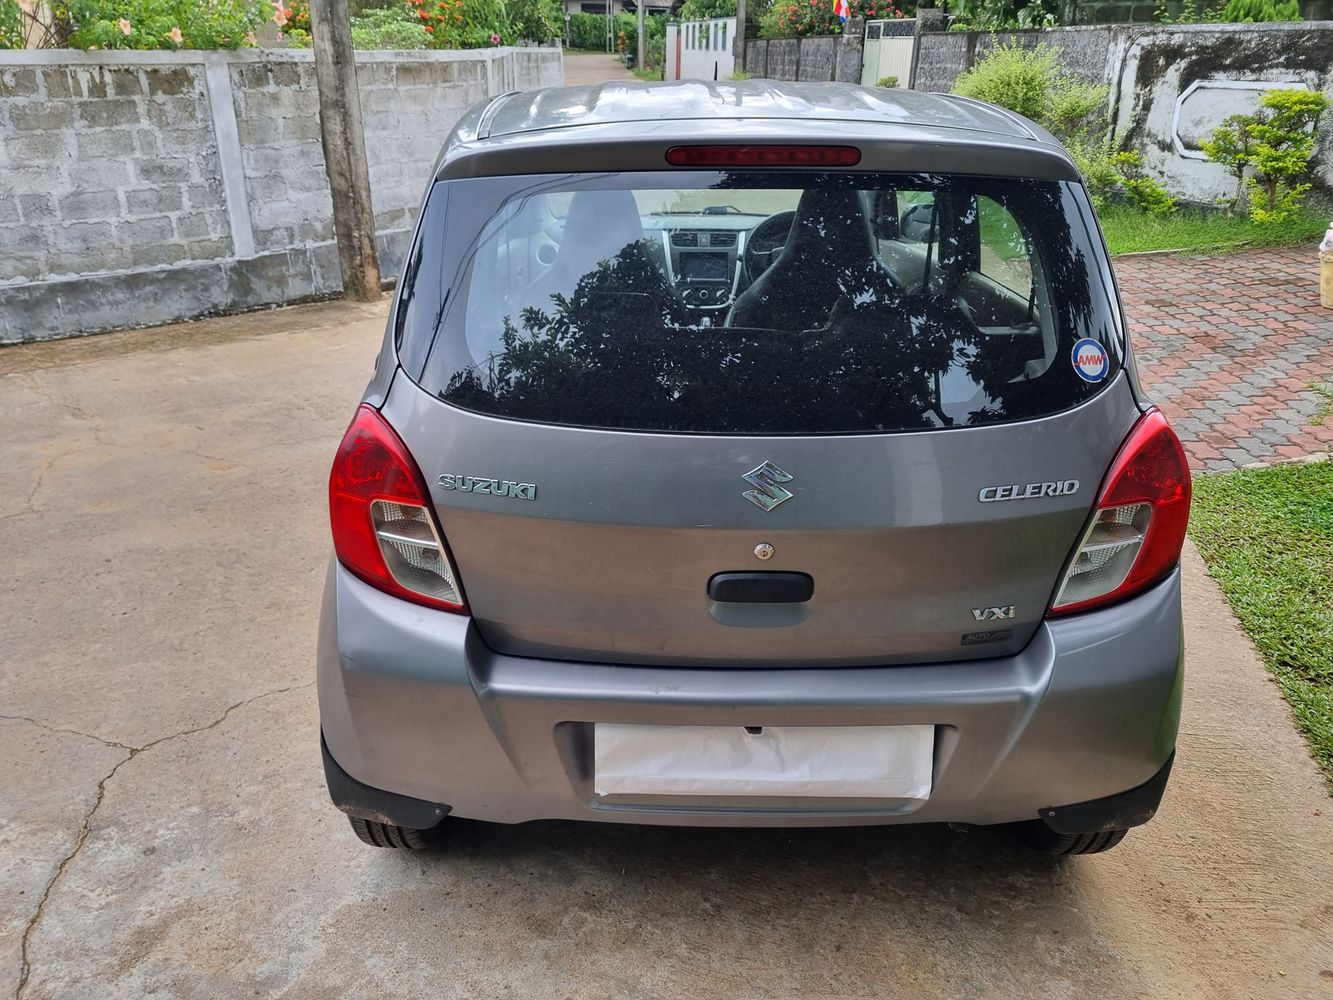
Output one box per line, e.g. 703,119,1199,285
743,210,796,282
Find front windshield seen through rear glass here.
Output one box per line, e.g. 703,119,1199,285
401,171,1120,435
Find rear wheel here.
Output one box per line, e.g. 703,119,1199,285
1013,822,1128,856
348,816,446,850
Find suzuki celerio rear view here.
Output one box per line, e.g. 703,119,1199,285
318,82,1189,856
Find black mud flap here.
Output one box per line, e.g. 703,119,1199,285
322,733,451,830
1038,752,1175,835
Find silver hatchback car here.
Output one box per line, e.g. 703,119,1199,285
318,81,1190,856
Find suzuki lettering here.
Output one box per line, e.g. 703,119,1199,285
438,474,537,501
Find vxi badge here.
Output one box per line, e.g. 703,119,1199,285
438,474,537,501
978,480,1079,503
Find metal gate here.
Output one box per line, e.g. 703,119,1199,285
860,19,917,89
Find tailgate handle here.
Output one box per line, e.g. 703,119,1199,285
708,572,813,604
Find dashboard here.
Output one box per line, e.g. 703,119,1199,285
642,214,761,312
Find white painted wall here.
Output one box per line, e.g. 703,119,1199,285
667,17,736,82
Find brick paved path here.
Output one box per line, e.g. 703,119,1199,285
1118,243,1333,472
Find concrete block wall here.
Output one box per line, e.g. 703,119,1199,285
0,47,562,343
0,63,231,285
745,28,864,84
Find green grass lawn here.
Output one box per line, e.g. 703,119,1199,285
1099,204,1328,256
1190,460,1333,789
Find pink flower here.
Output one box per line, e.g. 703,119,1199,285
273,1,288,25
167,25,183,43
489,31,500,43
117,17,131,33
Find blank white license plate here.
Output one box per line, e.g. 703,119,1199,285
593,724,934,799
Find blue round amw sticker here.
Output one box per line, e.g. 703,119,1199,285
1071,338,1110,383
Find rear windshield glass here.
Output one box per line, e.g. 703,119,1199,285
402,171,1121,435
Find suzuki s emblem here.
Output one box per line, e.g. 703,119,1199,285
742,461,794,511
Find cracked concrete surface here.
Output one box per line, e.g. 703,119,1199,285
2,300,1331,999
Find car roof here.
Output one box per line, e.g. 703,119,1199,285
435,81,1081,184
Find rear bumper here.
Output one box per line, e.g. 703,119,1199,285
318,560,1183,828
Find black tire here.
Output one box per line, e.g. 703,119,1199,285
1013,822,1128,856
348,815,445,850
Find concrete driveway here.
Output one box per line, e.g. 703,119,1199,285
2,301,1331,1000
562,50,639,86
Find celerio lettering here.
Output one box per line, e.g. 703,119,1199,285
978,480,1079,503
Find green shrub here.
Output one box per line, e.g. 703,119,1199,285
954,42,1181,213
953,42,1061,121
567,11,603,48
61,0,263,49
508,0,560,42
758,0,845,37
1218,0,1301,19
0,0,23,48
349,3,428,47
953,42,1111,154
679,0,734,17
1201,113,1256,212
1155,0,1299,20
1111,151,1177,215
644,31,665,70
409,0,511,47
1246,89,1328,223
947,0,1057,29
877,74,899,87
1203,88,1329,223
568,10,663,54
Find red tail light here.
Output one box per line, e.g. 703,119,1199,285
329,404,466,614
1048,408,1191,617
665,145,862,167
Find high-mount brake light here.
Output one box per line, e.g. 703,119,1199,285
329,404,467,614
664,145,862,168
1048,408,1191,617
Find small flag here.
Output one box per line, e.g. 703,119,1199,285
834,0,850,21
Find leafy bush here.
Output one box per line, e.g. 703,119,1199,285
1219,0,1300,19
1203,89,1329,223
1245,90,1327,223
759,0,846,38
679,0,734,17
0,0,23,48
947,0,1057,29
567,11,603,48
274,0,310,45
758,0,908,37
1111,151,1177,215
954,42,1179,213
877,75,898,87
569,11,662,56
62,0,263,49
644,31,665,70
508,0,560,41
1155,0,1299,20
410,0,510,47
1201,113,1255,212
953,43,1072,122
349,3,429,47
